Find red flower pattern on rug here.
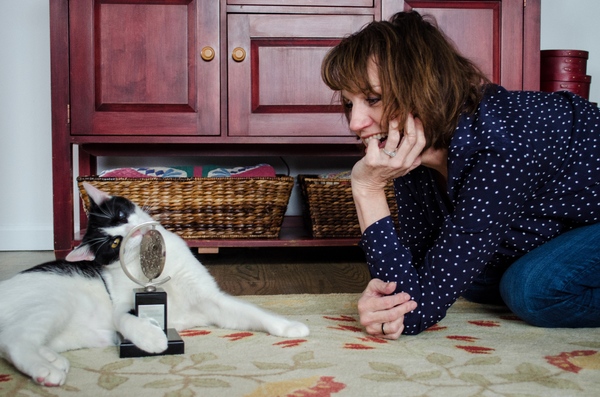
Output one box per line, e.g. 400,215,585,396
358,336,388,344
468,320,501,327
287,376,346,396
247,375,346,397
179,329,211,337
222,331,254,341
425,323,448,332
447,335,479,342
456,345,495,354
273,339,307,348
545,350,600,373
323,315,356,322
344,343,375,350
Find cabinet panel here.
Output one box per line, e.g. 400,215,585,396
402,0,523,90
227,14,373,139
228,0,373,5
69,0,220,136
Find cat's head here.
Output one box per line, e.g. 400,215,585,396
65,183,154,264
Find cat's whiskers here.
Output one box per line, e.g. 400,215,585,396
88,211,111,220
141,204,157,214
141,196,153,213
96,202,113,219
84,236,110,249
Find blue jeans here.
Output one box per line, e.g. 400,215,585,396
463,222,600,328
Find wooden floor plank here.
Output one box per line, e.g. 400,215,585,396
199,246,370,295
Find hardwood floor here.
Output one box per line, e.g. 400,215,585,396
199,246,370,295
0,247,370,296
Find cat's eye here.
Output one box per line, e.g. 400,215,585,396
111,237,121,249
118,211,127,221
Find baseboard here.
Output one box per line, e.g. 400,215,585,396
0,226,53,251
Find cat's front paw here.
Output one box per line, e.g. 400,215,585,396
127,321,169,353
271,321,310,338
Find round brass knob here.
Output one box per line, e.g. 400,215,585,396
201,46,215,62
232,47,246,62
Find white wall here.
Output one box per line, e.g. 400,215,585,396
0,0,52,250
541,0,600,103
1,0,599,251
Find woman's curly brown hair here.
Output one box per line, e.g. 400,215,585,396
321,11,490,149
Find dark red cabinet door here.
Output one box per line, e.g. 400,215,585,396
69,0,220,136
226,13,373,140
388,0,538,91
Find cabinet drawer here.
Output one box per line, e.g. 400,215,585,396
228,0,373,6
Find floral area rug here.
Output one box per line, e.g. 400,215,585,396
1,294,599,396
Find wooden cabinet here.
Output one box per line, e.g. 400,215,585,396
69,0,220,137
50,0,540,257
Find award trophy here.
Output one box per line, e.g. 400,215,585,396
118,221,184,358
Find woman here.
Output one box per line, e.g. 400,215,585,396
321,11,600,338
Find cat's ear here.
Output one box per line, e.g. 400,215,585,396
65,243,96,262
84,182,111,206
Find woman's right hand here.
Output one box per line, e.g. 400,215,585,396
352,114,426,191
351,114,426,232
357,278,418,340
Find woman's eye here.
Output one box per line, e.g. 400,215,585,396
111,237,121,249
342,100,353,110
367,97,381,106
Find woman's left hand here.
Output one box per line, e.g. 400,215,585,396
357,278,418,340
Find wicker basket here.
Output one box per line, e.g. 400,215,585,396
298,174,398,238
77,176,294,239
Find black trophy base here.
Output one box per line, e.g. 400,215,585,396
119,328,184,358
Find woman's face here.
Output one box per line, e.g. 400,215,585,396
341,60,387,148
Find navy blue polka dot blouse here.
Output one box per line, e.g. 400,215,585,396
359,85,600,335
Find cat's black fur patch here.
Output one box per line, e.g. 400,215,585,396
23,260,105,278
81,195,137,265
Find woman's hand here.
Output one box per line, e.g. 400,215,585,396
351,114,426,232
357,278,418,339
352,113,426,192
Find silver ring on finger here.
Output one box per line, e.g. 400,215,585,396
382,148,397,158
381,323,386,335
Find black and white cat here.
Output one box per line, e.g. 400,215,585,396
0,183,309,387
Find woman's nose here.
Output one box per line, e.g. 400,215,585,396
348,105,372,133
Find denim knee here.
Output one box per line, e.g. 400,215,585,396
499,222,600,328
